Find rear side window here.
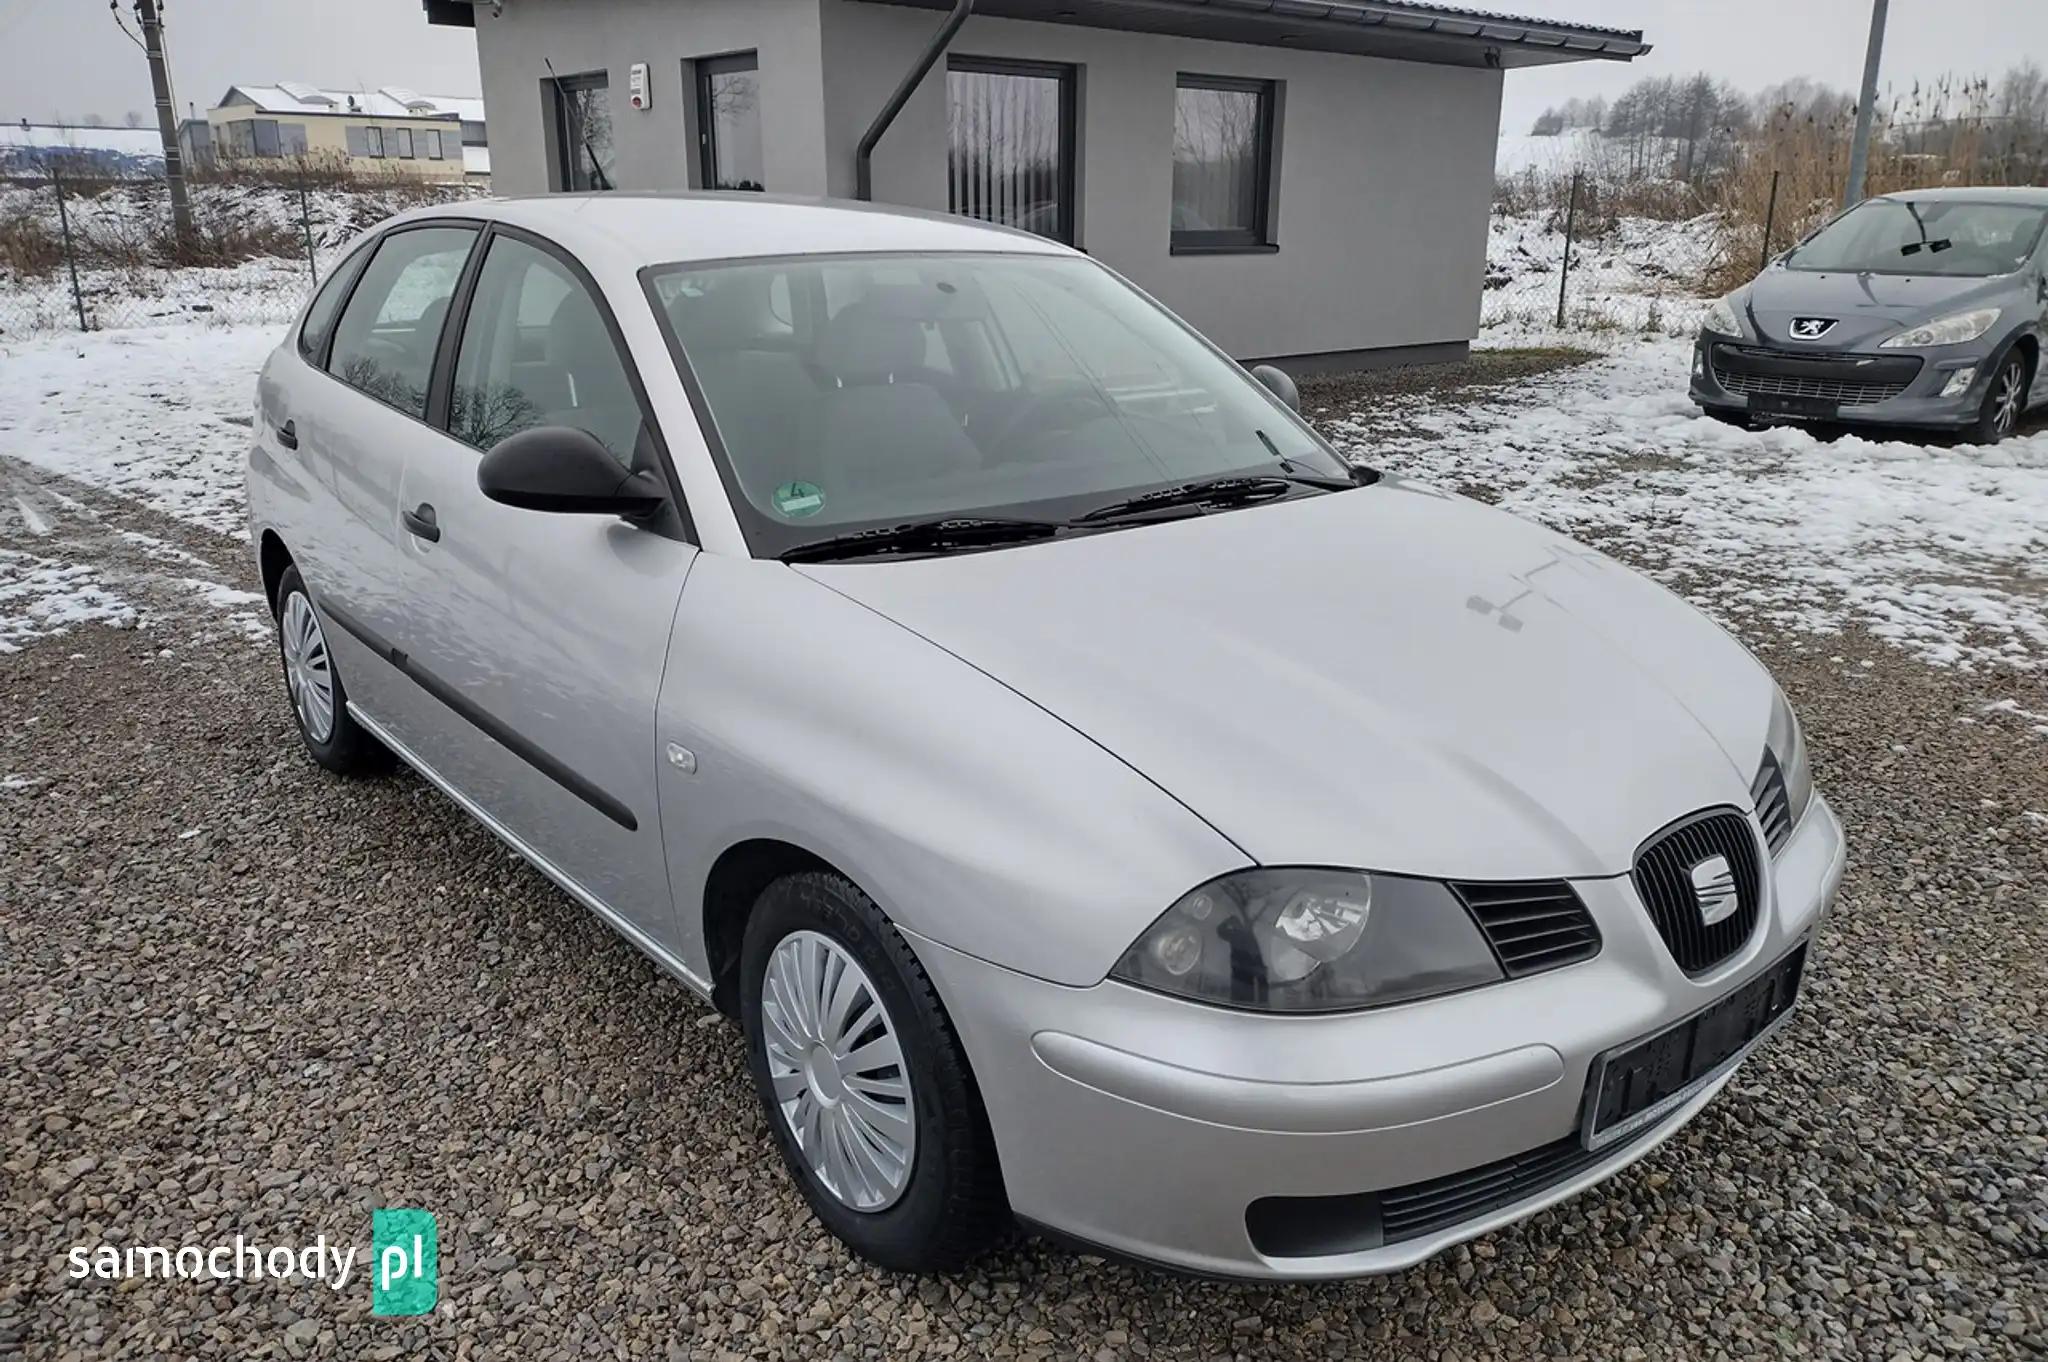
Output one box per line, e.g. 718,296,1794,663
325,226,478,419
296,247,366,361
448,234,643,463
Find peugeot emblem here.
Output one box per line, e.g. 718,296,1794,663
1689,854,1740,927
1788,317,1837,340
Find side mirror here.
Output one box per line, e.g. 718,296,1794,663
477,426,667,517
1250,363,1300,413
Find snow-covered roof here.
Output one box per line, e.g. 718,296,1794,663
218,85,485,122
0,123,166,157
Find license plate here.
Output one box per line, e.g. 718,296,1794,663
1582,942,1806,1150
1749,393,1838,421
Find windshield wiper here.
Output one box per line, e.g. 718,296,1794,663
1900,237,1952,256
780,515,1076,563
1076,470,1358,524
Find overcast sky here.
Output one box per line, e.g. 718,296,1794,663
0,0,2042,133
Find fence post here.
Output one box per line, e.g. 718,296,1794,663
49,163,89,332
297,166,317,283
1759,169,1781,274
1555,169,1581,331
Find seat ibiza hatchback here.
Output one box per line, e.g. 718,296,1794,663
248,196,1844,1279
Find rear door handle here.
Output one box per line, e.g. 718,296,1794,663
276,419,298,450
402,502,441,543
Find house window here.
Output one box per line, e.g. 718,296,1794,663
224,120,255,159
1171,75,1277,253
280,123,308,155
366,126,386,158
946,57,1075,245
551,72,615,191
696,52,764,191
421,129,444,160
461,119,488,147
252,119,280,157
395,128,415,159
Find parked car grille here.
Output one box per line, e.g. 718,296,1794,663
1752,753,1795,856
1631,810,1763,974
1378,1123,1654,1245
1710,343,1920,407
1451,880,1600,977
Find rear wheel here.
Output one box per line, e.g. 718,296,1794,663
1969,353,2028,445
273,565,390,775
740,871,1008,1272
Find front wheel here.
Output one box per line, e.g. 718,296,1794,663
272,564,390,775
1969,353,2028,445
740,872,1009,1272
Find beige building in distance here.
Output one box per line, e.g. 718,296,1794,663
207,83,489,183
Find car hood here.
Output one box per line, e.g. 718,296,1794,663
795,482,1774,879
1741,267,2013,348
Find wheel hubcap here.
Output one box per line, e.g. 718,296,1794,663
1993,366,2022,436
280,593,335,743
760,930,916,1212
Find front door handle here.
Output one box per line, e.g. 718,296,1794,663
276,419,299,450
402,502,441,543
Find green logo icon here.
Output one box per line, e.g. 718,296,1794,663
773,480,825,519
371,1209,437,1317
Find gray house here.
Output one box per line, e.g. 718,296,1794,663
424,0,1645,370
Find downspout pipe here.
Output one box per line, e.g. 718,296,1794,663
855,0,974,201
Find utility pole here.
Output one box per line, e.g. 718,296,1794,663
1843,0,1888,207
133,0,194,246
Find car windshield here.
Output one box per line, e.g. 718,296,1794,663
1784,198,2048,277
646,251,1356,553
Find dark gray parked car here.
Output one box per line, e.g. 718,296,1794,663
1691,187,2048,443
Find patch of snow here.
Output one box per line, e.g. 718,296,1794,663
12,495,51,535
1,773,49,791
0,547,137,652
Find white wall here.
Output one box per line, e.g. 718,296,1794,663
463,0,1504,361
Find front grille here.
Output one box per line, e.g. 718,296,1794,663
1709,343,1921,407
1451,880,1601,977
1752,752,1794,856
1712,365,1909,405
1631,810,1763,974
1378,1123,1655,1245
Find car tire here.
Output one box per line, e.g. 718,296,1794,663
272,565,391,775
740,871,1009,1272
1969,353,2029,445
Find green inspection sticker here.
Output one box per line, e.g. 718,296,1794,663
773,481,825,519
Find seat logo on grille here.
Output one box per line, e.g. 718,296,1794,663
1689,854,1740,926
1788,317,1837,340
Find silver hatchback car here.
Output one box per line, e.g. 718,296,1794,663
248,196,1845,1280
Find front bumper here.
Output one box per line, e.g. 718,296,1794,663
1689,333,1990,429
908,794,1846,1280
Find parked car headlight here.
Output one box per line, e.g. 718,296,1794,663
1766,685,1814,832
1879,307,2000,348
1111,869,1503,1013
1702,294,1746,338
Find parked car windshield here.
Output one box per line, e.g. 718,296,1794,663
1784,198,2048,277
647,251,1354,552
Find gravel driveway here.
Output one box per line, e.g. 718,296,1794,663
3,354,2045,1360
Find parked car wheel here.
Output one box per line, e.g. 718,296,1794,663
740,871,1008,1272
1969,353,2029,445
272,565,390,775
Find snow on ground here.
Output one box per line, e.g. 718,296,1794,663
0,547,137,652
1482,209,1722,341
1327,338,2048,673
0,324,279,535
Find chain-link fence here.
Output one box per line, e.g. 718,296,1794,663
0,166,476,338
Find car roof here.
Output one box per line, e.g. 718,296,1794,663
380,192,1079,267
1869,185,2048,208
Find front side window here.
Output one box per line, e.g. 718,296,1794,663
450,235,643,462
947,58,1074,244
325,226,478,419
1787,198,2048,277
697,52,764,191
650,252,1348,555
551,73,615,191
297,243,371,360
1172,75,1276,252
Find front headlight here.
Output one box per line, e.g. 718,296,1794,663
1879,307,2000,348
1765,685,1815,834
1703,294,1746,338
1110,869,1503,1013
